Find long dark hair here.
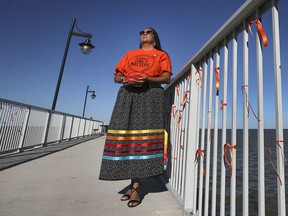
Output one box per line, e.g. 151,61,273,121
139,27,162,51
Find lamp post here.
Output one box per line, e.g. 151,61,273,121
82,85,96,117
51,18,95,111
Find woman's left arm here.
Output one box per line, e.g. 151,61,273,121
140,72,171,84
148,72,172,84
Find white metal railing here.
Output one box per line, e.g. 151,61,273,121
0,98,104,155
164,0,286,215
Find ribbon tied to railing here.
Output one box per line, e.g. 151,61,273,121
220,100,227,110
187,73,191,84
181,91,190,106
171,105,176,117
194,149,206,176
248,18,268,47
195,69,202,88
241,85,261,121
177,110,183,127
223,143,237,181
214,67,220,96
269,139,285,185
176,85,180,96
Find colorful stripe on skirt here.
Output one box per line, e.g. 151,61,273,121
99,128,166,180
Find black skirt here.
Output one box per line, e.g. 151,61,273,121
99,83,165,180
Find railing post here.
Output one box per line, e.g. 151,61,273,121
43,110,52,146
83,119,87,137
255,9,266,216
220,39,228,216
69,116,74,140
183,64,198,214
18,107,31,151
211,46,220,216
204,52,214,216
76,118,83,138
242,19,249,216
272,1,286,215
197,59,208,216
59,115,66,141
230,29,238,216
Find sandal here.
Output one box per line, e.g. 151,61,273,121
120,180,135,201
127,183,141,208
121,184,132,201
120,190,131,201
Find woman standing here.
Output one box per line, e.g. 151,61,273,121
99,27,172,208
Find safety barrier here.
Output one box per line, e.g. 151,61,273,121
0,98,104,155
163,0,286,215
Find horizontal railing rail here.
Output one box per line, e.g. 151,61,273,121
0,98,104,155
164,0,286,215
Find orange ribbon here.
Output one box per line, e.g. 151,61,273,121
220,100,227,110
171,105,176,117
196,69,202,88
187,73,191,84
176,85,180,96
177,110,183,127
223,143,237,181
181,91,190,106
194,149,206,176
214,67,220,96
241,85,261,121
249,19,268,47
269,139,285,185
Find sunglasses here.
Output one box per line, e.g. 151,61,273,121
139,30,154,36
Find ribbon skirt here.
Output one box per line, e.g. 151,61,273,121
99,85,165,180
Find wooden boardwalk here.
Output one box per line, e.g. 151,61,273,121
0,136,183,216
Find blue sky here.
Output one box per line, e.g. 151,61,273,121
0,0,287,127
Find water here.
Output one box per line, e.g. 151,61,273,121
199,129,288,216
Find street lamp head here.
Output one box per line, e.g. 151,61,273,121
91,92,96,99
79,39,95,55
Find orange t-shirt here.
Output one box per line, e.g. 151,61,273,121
115,49,172,77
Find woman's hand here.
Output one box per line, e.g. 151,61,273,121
138,77,148,82
114,72,125,84
124,76,147,86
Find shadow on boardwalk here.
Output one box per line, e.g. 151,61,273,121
0,136,183,216
0,135,102,171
